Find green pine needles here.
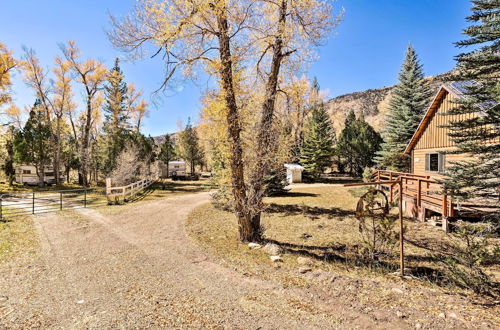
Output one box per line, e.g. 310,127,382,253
376,45,433,171
300,102,336,179
443,0,500,204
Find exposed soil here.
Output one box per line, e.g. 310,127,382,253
0,191,497,329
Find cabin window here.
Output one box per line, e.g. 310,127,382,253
425,153,444,173
22,169,31,174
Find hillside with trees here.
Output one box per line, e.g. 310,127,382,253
326,73,449,134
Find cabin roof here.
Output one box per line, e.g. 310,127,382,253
404,81,497,154
404,83,463,154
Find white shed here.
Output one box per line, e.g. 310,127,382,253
284,164,304,184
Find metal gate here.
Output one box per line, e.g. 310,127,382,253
0,188,107,219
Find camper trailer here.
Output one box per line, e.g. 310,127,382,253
159,160,187,178
15,165,65,186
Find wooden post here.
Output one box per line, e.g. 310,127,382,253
32,192,35,215
84,189,87,208
442,193,448,218
0,196,3,221
399,179,405,276
417,179,421,207
106,178,111,203
60,192,63,210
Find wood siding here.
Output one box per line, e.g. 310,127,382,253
412,147,470,178
411,91,474,178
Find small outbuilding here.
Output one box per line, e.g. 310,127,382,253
284,163,304,184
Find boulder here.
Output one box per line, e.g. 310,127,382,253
270,256,283,262
248,243,262,249
264,243,282,255
297,256,312,265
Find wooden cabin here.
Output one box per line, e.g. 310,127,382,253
404,83,474,177
370,82,496,230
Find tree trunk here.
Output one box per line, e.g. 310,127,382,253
66,165,70,184
246,0,288,228
80,97,93,187
215,5,257,242
238,213,261,242
54,115,62,185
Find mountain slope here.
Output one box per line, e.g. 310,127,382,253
326,73,449,134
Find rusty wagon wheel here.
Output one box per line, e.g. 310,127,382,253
355,189,389,219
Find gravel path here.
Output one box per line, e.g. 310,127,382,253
0,192,381,329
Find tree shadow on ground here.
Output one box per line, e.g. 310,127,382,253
274,191,318,198
264,238,347,262
264,203,355,218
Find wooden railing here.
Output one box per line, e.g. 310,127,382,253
105,178,155,202
370,170,454,218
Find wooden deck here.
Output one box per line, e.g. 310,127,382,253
370,170,498,228
370,170,453,216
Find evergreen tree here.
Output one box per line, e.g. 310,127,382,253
337,111,382,177
2,125,16,186
13,100,52,186
443,0,499,205
159,134,177,177
178,118,204,176
102,58,129,174
299,102,336,179
376,45,432,171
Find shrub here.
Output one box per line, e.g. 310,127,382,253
440,221,497,295
355,189,398,264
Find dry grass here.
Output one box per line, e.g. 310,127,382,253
101,179,213,215
186,185,499,291
0,215,39,263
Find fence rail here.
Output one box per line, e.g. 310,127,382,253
0,188,107,220
370,170,454,217
105,178,155,203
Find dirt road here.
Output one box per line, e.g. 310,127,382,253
0,191,492,329
0,192,373,329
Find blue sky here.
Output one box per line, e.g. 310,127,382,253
1,0,471,136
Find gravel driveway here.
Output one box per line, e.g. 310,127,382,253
0,192,380,329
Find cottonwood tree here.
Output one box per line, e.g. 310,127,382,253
62,41,107,186
110,0,340,242
126,83,148,132
52,56,76,184
0,42,17,109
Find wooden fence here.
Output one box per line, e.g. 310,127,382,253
105,178,155,203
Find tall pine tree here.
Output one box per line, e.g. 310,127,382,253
159,134,176,178
300,102,335,179
178,118,204,176
102,58,129,174
443,0,499,205
376,45,432,171
13,100,52,186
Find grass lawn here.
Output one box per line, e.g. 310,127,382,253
186,185,499,292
